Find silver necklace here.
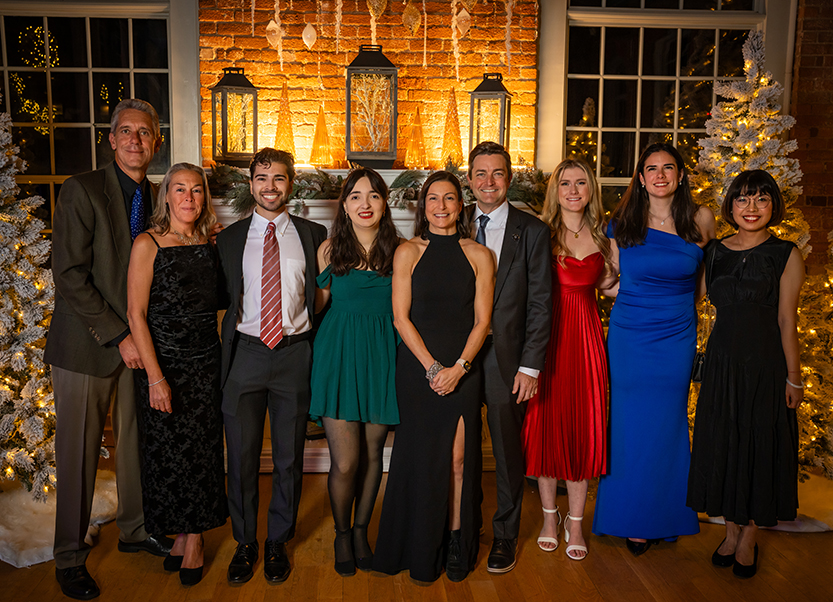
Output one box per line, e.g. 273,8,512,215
650,211,673,226
173,229,201,245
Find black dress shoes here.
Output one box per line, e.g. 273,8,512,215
712,538,735,567
486,538,517,573
733,544,759,578
626,538,653,557
56,566,100,600
227,542,259,584
117,534,174,557
264,540,291,583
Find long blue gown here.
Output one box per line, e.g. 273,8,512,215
592,227,702,540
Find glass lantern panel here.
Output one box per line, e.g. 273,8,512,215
213,91,223,156
474,98,503,146
349,73,393,153
226,91,255,154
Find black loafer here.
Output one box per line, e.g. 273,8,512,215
118,534,174,557
712,538,735,567
626,538,652,557
56,566,100,600
733,544,758,578
486,538,517,573
264,540,291,583
227,542,259,584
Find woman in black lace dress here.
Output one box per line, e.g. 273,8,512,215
127,163,227,586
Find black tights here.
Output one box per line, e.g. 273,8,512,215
323,417,389,560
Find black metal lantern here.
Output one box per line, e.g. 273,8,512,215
211,67,258,167
469,73,512,153
345,45,398,168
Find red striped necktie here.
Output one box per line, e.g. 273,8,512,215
260,222,283,349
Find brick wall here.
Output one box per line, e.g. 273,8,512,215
791,0,833,273
199,0,539,169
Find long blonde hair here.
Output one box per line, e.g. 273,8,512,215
152,163,217,239
541,158,612,274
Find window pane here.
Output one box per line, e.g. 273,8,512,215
9,72,48,123
569,27,601,75
13,126,51,174
643,29,677,77
51,72,90,123
47,18,87,68
607,0,641,7
680,30,715,77
5,16,45,67
641,80,676,128
93,73,131,124
603,79,637,127
718,30,747,77
639,131,673,156
90,18,128,68
565,130,598,169
95,126,115,168
602,185,628,215
684,0,718,8
567,79,599,126
569,0,602,6
645,0,680,7
721,0,754,9
678,80,712,129
133,19,168,69
677,133,702,173
604,28,639,75
601,131,635,178
135,72,170,122
19,183,52,230
55,128,92,175
147,126,170,175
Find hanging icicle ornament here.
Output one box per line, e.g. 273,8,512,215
367,0,387,46
451,0,460,81
504,0,513,73
251,0,255,35
303,23,317,50
403,1,421,36
335,0,343,52
422,0,427,67
457,8,471,37
316,0,324,89
266,1,284,70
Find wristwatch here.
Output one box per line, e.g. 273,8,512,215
456,358,471,373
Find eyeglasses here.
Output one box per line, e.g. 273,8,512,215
734,195,772,209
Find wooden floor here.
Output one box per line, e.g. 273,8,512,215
2,472,832,602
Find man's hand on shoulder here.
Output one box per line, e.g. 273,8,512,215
118,334,145,370
512,371,538,403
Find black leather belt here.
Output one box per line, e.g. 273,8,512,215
236,330,313,350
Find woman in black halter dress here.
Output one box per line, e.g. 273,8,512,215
373,171,495,582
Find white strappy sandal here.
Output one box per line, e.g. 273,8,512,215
537,507,561,552
564,513,588,560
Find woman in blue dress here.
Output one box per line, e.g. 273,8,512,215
592,143,715,555
309,168,402,576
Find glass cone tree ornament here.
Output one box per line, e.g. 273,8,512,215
274,82,296,158
441,88,464,167
309,104,333,168
405,106,428,169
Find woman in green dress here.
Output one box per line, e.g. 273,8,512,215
309,168,402,576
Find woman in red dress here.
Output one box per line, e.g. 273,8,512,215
521,158,616,560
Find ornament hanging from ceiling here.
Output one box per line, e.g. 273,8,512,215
457,8,471,37
422,0,428,67
251,0,255,35
336,0,343,52
266,1,284,70
451,0,460,81
403,1,421,36
504,0,513,72
367,0,387,45
303,23,317,50
460,0,477,11
441,88,464,166
274,82,296,157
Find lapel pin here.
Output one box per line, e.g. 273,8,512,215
513,233,520,241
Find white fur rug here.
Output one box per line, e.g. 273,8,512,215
0,470,118,568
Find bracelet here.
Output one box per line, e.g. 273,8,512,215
149,376,167,387
786,377,804,389
426,361,443,382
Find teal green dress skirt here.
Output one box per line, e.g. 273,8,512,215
309,266,399,425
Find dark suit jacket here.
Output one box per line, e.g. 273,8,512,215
216,213,327,388
44,162,158,377
467,203,553,388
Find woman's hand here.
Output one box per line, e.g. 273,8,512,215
149,379,173,413
430,364,466,397
785,382,803,410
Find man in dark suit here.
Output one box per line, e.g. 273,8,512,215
45,99,173,600
466,141,553,573
217,148,327,585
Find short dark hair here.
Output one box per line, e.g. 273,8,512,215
250,147,296,181
721,169,785,229
467,141,512,178
414,171,463,239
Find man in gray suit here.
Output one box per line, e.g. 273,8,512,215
217,148,326,585
45,99,172,600
466,141,552,574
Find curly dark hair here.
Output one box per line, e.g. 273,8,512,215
327,168,399,277
414,171,464,239
609,142,702,248
250,147,296,181
721,169,785,229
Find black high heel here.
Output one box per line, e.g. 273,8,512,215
179,565,203,586
625,538,652,557
732,544,758,578
352,524,373,572
334,528,356,577
712,538,735,567
163,554,184,572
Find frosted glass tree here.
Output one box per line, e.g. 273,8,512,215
0,101,56,501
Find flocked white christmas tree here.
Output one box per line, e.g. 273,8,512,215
692,31,832,479
0,97,56,501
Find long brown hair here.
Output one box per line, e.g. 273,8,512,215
152,163,217,239
541,158,612,274
609,143,702,247
327,168,398,277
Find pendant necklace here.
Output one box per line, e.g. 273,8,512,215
564,222,585,239
173,229,201,245
650,211,673,226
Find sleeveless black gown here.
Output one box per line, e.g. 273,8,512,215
135,238,228,534
373,231,482,582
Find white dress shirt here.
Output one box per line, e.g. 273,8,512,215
473,200,539,379
237,210,311,337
